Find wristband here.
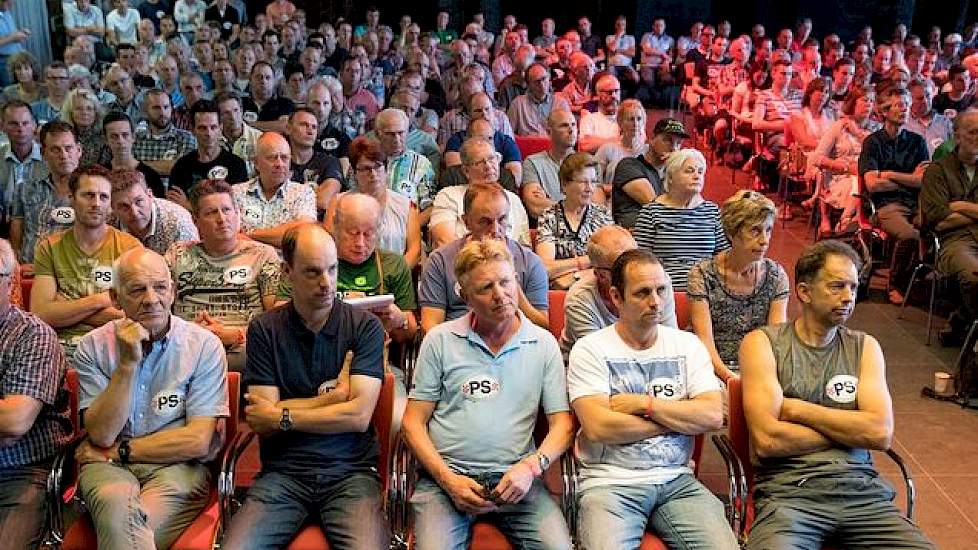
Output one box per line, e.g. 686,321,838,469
645,392,655,420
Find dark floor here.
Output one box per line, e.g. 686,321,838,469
691,145,978,549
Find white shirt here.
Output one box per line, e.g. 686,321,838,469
429,185,530,247
105,8,140,45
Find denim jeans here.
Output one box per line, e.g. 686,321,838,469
410,476,572,550
77,461,210,550
577,473,738,550
747,471,935,549
222,470,389,550
0,461,50,549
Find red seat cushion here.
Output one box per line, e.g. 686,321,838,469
639,533,670,549
286,524,331,550
471,521,515,550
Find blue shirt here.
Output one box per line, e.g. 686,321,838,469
410,312,570,475
244,301,385,479
74,316,229,455
419,236,549,321
0,11,24,56
445,130,522,165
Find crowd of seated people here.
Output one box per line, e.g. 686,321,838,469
1,0,973,547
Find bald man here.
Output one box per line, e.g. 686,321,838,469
73,247,229,550
332,193,418,342
223,224,389,549
232,132,317,248
579,74,623,151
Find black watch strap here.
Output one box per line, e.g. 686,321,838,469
118,439,131,464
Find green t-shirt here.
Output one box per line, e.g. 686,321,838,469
33,227,142,346
336,250,417,311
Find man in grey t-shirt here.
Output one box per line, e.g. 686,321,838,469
561,225,676,360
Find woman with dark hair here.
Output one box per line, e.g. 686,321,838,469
2,51,44,104
326,136,422,268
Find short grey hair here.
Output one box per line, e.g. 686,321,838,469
0,239,16,275
662,148,707,193
375,108,408,132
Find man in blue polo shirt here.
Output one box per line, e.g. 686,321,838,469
73,247,229,549
420,182,548,333
222,224,389,549
402,238,574,550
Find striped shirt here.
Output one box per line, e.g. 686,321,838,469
386,150,436,211
0,306,71,468
633,201,730,291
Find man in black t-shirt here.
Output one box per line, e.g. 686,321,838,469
240,61,296,134
611,118,687,228
286,108,343,215
222,224,390,549
169,100,248,208
204,0,241,42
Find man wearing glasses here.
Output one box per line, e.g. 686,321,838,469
506,63,571,136
522,109,588,220
579,75,623,152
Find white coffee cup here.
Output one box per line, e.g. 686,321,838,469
934,371,952,395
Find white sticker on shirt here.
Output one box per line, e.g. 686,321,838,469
825,374,859,404
243,207,261,224
91,265,114,290
163,149,178,160
648,376,685,400
318,378,338,395
223,265,252,285
320,137,338,151
156,10,164,18
460,375,501,400
50,206,75,224
208,165,229,180
223,21,232,29
153,389,185,414
243,111,258,124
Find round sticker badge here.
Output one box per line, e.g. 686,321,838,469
825,374,859,404
91,265,114,290
223,265,252,285
223,21,233,30
50,206,75,224
208,165,230,180
460,375,501,400
163,149,178,160
243,207,262,224
320,138,339,151
243,111,259,124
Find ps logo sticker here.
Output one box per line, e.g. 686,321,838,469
208,165,229,180
825,374,859,404
224,266,252,285
320,138,338,151
460,375,501,400
648,377,684,400
153,389,184,414
92,266,114,290
243,207,261,223
243,111,258,124
50,207,75,224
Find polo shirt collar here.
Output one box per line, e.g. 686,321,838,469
286,300,344,337
245,177,286,200
144,199,162,238
449,310,539,356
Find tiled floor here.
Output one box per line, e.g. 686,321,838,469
694,152,978,549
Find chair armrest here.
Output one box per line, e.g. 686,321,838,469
44,433,87,545
711,434,745,537
218,430,256,531
389,432,415,548
885,448,916,520
561,453,580,546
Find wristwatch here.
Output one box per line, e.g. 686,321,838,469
536,453,551,472
118,439,131,464
279,408,293,432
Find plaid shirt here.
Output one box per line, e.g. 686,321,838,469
0,306,71,468
133,125,198,163
232,178,317,233
386,151,436,211
10,175,73,263
115,198,199,255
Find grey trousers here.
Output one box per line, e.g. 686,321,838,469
0,461,51,550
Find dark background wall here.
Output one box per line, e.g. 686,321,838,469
293,0,978,44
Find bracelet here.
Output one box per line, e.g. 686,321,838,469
645,393,655,420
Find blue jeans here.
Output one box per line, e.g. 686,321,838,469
577,473,738,550
0,462,50,549
410,476,572,550
221,470,389,549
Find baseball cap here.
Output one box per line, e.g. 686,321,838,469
653,118,690,138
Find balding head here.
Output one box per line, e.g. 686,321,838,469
283,224,339,313
256,132,291,186
588,225,637,270
332,193,381,264
112,247,173,339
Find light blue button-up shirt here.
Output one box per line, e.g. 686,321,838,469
0,10,24,56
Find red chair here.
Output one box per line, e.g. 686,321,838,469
713,377,916,545
514,136,551,159
53,371,241,550
674,291,690,330
221,371,398,549
547,290,566,341
19,265,32,311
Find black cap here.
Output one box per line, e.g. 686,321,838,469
653,117,690,138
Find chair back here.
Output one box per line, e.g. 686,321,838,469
65,369,80,433
547,289,567,341
372,371,396,490
225,372,241,452
515,135,551,158
21,272,32,311
674,291,690,330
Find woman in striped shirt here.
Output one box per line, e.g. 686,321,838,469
634,148,729,290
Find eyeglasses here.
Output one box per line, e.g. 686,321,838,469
355,163,384,174
464,154,500,167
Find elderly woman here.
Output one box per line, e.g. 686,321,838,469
2,51,45,104
535,152,613,289
326,136,422,269
809,86,881,237
688,190,789,381
594,99,648,192
60,88,107,167
634,148,729,291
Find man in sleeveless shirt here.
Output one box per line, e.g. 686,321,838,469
740,240,934,549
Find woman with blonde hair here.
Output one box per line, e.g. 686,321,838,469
60,88,107,167
688,190,789,381
594,99,648,191
634,148,729,291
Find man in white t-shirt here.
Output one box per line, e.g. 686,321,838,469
567,248,737,549
105,0,140,47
